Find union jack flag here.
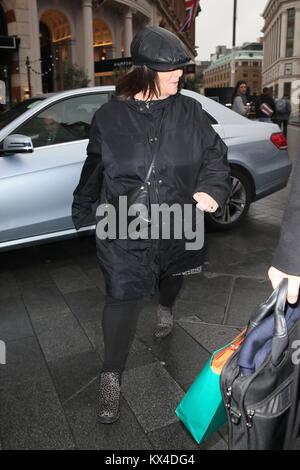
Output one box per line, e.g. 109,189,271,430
180,0,201,33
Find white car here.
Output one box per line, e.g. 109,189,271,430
0,87,291,251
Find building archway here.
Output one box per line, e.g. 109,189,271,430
0,3,14,108
39,9,72,92
93,17,113,85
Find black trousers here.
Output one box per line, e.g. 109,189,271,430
277,119,288,137
101,275,183,374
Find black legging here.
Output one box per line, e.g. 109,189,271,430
101,275,183,374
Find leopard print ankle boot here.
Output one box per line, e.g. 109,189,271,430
154,305,174,339
98,371,121,424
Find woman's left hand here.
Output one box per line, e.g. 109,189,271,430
268,266,300,304
193,192,219,213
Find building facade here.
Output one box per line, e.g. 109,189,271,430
203,43,263,96
0,0,198,107
262,0,300,121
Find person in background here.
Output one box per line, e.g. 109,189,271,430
275,93,291,137
231,81,250,117
268,150,300,449
255,87,276,122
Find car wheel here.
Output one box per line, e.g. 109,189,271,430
206,167,252,231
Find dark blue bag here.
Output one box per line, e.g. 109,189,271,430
238,303,300,376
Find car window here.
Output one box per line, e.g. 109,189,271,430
12,93,109,148
0,98,45,130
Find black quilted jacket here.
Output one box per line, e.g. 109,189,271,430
72,92,230,299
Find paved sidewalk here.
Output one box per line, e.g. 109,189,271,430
0,129,299,450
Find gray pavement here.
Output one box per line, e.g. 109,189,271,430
0,126,299,450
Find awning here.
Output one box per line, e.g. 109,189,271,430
95,57,132,74
0,35,20,51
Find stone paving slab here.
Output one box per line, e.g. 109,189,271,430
122,362,184,433
176,296,227,325
0,336,50,389
0,271,21,300
12,264,53,291
47,350,102,404
79,267,107,294
178,317,241,353
22,284,70,320
0,378,75,450
224,278,271,327
148,422,227,451
30,311,94,362
206,225,280,279
138,323,210,391
177,274,232,324
0,296,34,342
63,287,105,324
47,264,96,294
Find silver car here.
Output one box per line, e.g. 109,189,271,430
0,87,291,252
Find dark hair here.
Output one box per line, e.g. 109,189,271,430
231,80,247,104
116,65,183,100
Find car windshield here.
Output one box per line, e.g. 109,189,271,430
0,98,45,130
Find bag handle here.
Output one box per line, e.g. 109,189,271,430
248,279,287,329
272,279,289,365
246,279,288,366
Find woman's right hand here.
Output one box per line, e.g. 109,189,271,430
193,192,219,213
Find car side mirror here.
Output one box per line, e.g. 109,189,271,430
0,134,34,155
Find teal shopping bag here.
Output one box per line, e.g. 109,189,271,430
175,331,245,444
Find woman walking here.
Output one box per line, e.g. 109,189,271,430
231,80,250,117
72,26,231,424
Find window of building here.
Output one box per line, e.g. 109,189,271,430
253,61,259,67
285,63,292,75
283,82,291,99
286,8,295,57
242,61,248,67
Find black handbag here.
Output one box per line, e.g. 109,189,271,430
220,279,300,450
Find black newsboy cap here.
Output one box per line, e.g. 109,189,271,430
130,26,192,71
